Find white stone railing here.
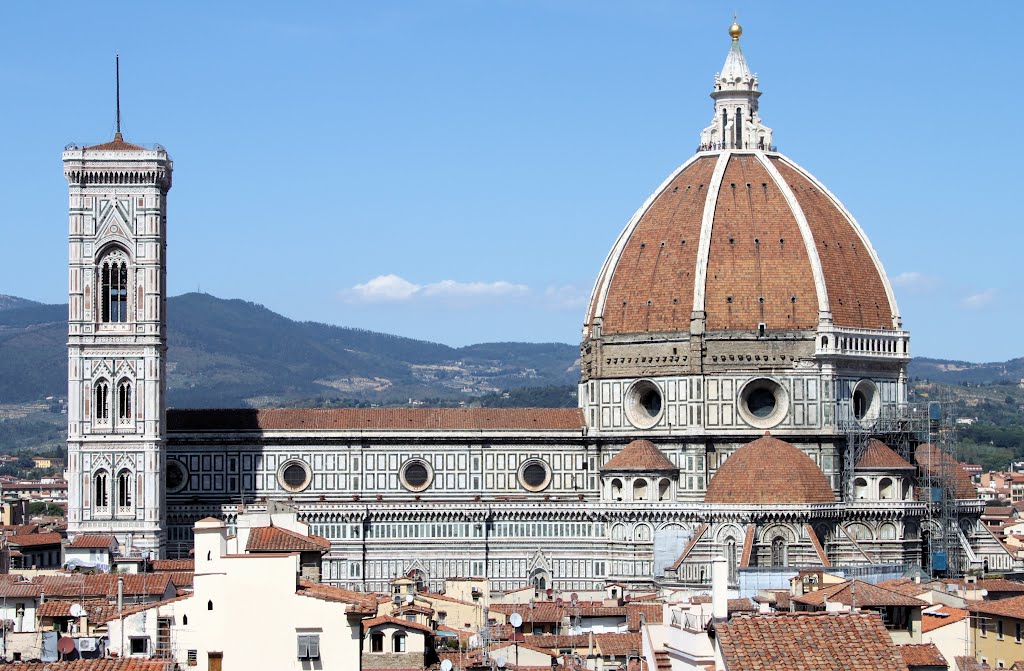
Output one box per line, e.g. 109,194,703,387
816,327,910,360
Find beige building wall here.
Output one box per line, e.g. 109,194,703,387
973,615,1024,669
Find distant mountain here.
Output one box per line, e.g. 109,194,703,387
0,295,40,311
0,292,580,407
908,357,1024,385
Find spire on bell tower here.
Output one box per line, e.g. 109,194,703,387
115,54,122,141
699,20,774,152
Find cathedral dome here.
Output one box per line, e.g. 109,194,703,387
704,433,835,505
584,28,899,340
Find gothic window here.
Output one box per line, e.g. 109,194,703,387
94,470,110,512
99,249,130,323
634,524,651,542
726,538,738,583
117,380,133,424
880,523,897,540
117,469,133,511
94,380,110,423
771,536,786,567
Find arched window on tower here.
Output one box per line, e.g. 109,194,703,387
99,249,130,323
117,469,133,512
879,478,894,500
771,536,787,567
94,470,110,512
632,479,649,502
94,380,110,424
117,380,133,425
853,477,868,500
735,107,743,148
658,478,671,502
610,478,623,501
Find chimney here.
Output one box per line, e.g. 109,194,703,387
711,556,728,621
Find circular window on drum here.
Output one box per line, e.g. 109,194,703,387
737,377,789,429
518,459,552,492
166,459,188,494
624,379,664,429
852,379,880,426
277,459,312,493
400,459,434,492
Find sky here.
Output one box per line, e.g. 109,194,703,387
0,2,1020,361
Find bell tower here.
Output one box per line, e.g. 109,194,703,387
63,88,172,554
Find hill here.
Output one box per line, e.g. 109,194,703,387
908,357,1024,385
0,292,580,407
0,295,40,311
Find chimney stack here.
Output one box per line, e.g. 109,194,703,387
711,556,728,621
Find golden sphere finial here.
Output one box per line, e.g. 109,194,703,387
729,19,742,40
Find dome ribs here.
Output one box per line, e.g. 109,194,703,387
771,158,894,330
600,156,717,334
704,155,817,331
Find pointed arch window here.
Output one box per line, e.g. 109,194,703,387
99,249,130,323
94,380,110,423
117,469,133,512
771,536,787,567
94,470,110,512
117,380,133,424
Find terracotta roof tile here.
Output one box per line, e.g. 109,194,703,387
8,531,63,547
13,660,170,671
31,573,172,597
168,407,585,432
968,594,1024,620
364,614,434,635
97,594,192,623
593,632,642,656
915,444,977,499
601,440,676,472
246,526,331,553
898,643,947,668
151,558,193,571
955,657,990,671
921,605,970,633
68,534,117,549
792,580,928,608
705,433,835,505
295,579,377,614
717,612,909,671
83,134,146,152
856,439,915,470
523,634,590,650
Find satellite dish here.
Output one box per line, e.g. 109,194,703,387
495,654,507,669
441,661,454,671
509,613,523,628
570,592,579,603
69,603,86,618
546,588,553,596
555,598,564,606
625,595,633,603
57,637,76,655
405,594,414,604
469,635,479,648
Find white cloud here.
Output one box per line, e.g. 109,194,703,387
892,271,939,291
543,285,590,311
345,274,529,304
349,274,421,302
961,288,997,309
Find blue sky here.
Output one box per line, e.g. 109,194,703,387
0,2,1020,361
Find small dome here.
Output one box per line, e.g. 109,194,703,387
601,439,676,472
705,433,835,504
856,438,914,470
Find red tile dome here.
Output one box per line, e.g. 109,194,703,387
586,151,899,338
704,433,835,504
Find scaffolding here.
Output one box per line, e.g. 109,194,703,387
840,391,961,578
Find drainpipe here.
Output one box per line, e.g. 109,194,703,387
118,576,124,656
